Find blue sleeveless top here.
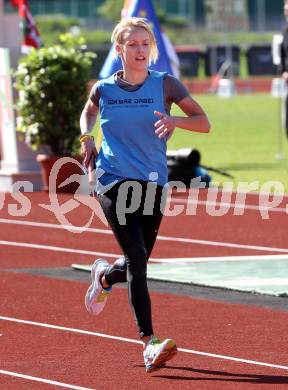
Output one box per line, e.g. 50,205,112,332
96,70,168,193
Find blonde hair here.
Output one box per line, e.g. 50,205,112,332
111,17,159,64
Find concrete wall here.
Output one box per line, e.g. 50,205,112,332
0,0,21,68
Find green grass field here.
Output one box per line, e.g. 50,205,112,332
169,93,288,193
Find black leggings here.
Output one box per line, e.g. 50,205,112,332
98,180,166,338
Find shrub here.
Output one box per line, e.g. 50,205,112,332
14,34,96,156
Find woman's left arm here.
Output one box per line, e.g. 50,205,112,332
154,95,210,139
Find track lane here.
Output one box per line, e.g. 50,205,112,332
1,271,288,389
0,215,288,269
1,192,288,389
0,192,287,249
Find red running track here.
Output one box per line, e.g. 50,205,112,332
0,192,288,389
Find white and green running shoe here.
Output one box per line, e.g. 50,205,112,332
143,337,177,373
85,259,111,315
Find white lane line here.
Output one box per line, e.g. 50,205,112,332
1,218,288,254
151,254,288,263
0,315,142,344
0,240,119,259
177,349,288,370
171,187,288,200
157,237,288,253
1,236,288,256
1,316,288,372
0,370,95,390
170,198,287,213
1,238,288,257
0,218,111,235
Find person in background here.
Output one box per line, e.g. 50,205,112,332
80,17,210,373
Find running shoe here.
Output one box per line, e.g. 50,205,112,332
85,258,111,315
143,336,177,373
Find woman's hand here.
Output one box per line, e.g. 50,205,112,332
81,137,98,169
154,111,176,140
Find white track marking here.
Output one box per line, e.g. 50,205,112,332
0,218,111,235
177,348,288,370
1,316,288,372
1,238,288,258
151,254,288,263
0,370,95,390
0,218,288,253
173,187,288,200
0,240,119,258
157,237,288,253
170,198,287,213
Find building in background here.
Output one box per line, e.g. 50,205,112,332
2,0,285,32
205,0,248,32
0,0,21,67
247,0,283,31
3,0,103,18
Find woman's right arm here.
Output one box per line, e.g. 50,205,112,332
80,100,99,168
80,99,99,135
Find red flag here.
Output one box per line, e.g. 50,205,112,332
16,0,42,52
10,0,20,7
